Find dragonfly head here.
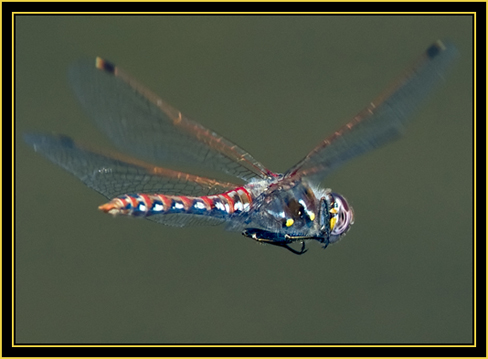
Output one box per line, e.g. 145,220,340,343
320,192,354,245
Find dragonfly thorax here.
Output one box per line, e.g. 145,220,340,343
243,179,354,247
260,181,319,233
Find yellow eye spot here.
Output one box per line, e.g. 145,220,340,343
309,212,315,221
330,216,337,230
285,218,294,227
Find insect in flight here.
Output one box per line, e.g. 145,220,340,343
25,40,457,254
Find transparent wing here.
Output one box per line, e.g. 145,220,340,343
286,40,458,182
69,57,274,182
147,213,227,228
24,133,240,200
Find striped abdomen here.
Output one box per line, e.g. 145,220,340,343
98,187,253,218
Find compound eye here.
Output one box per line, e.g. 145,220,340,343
328,193,354,237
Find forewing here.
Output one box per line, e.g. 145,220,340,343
24,133,239,200
287,40,458,182
69,57,273,182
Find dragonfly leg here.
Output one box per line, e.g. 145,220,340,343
281,241,308,255
242,230,308,255
256,238,308,255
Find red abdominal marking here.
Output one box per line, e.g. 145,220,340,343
98,187,253,217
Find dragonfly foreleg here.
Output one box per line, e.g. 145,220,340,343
242,229,308,255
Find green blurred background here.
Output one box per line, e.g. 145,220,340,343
15,15,473,344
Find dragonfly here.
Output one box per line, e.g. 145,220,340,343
24,40,457,255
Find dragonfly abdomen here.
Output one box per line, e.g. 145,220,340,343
98,187,253,218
